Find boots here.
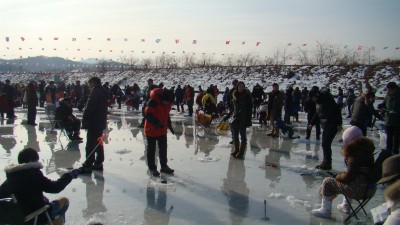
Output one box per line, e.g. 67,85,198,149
231,141,240,156
315,160,332,170
311,196,332,218
337,196,351,214
234,142,247,159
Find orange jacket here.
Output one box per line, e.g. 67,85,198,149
144,88,172,137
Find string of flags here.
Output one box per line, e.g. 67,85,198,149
2,36,399,50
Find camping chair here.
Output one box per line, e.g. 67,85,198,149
344,184,377,223
44,104,70,142
0,195,53,225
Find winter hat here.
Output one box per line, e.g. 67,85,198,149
309,90,320,98
377,155,400,185
342,126,363,146
161,89,175,103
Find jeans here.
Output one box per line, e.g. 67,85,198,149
233,126,247,143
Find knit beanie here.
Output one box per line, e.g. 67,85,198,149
342,126,363,146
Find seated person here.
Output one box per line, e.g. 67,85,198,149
311,126,375,218
202,89,217,116
0,148,80,225
55,97,83,141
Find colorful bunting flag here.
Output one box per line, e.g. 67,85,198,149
256,42,261,46
357,46,363,51
20,37,25,41
383,47,389,49
5,37,10,42
141,39,145,42
175,39,180,44
124,38,128,41
226,41,230,45
38,37,42,41
242,41,246,45
155,39,161,43
88,38,92,40
72,38,76,41
192,40,197,44
107,38,111,41
54,37,58,40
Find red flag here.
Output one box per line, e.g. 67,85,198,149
97,133,108,146
175,39,180,44
38,37,43,41
302,44,307,46
256,42,261,46
72,38,76,41
54,37,59,40
192,40,197,44
107,38,111,41
287,43,292,46
124,38,128,41
226,41,230,45
20,37,25,41
358,46,363,51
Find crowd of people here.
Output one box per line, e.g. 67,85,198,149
0,76,399,224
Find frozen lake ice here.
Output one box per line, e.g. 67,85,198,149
0,106,386,225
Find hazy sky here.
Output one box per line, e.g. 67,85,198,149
1,0,399,61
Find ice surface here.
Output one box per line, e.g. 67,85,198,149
0,106,386,225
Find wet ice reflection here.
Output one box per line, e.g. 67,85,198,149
0,107,384,225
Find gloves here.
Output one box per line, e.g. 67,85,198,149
69,169,80,179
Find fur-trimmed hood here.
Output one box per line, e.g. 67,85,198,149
342,136,375,158
4,162,43,174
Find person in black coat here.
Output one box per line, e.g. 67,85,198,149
80,77,109,173
304,90,321,140
55,97,83,141
309,89,342,170
223,82,253,159
0,148,79,225
175,85,185,113
2,80,16,119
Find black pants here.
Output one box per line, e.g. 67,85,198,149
146,135,168,170
386,126,400,154
27,105,36,124
321,126,338,161
176,100,184,112
306,123,321,139
187,100,194,116
6,100,14,118
84,128,104,167
65,119,81,135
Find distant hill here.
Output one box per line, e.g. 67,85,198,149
0,56,123,73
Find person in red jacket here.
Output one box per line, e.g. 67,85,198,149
144,88,175,177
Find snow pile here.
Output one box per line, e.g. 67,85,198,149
286,196,313,210
197,155,220,162
1,65,399,96
268,193,286,199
